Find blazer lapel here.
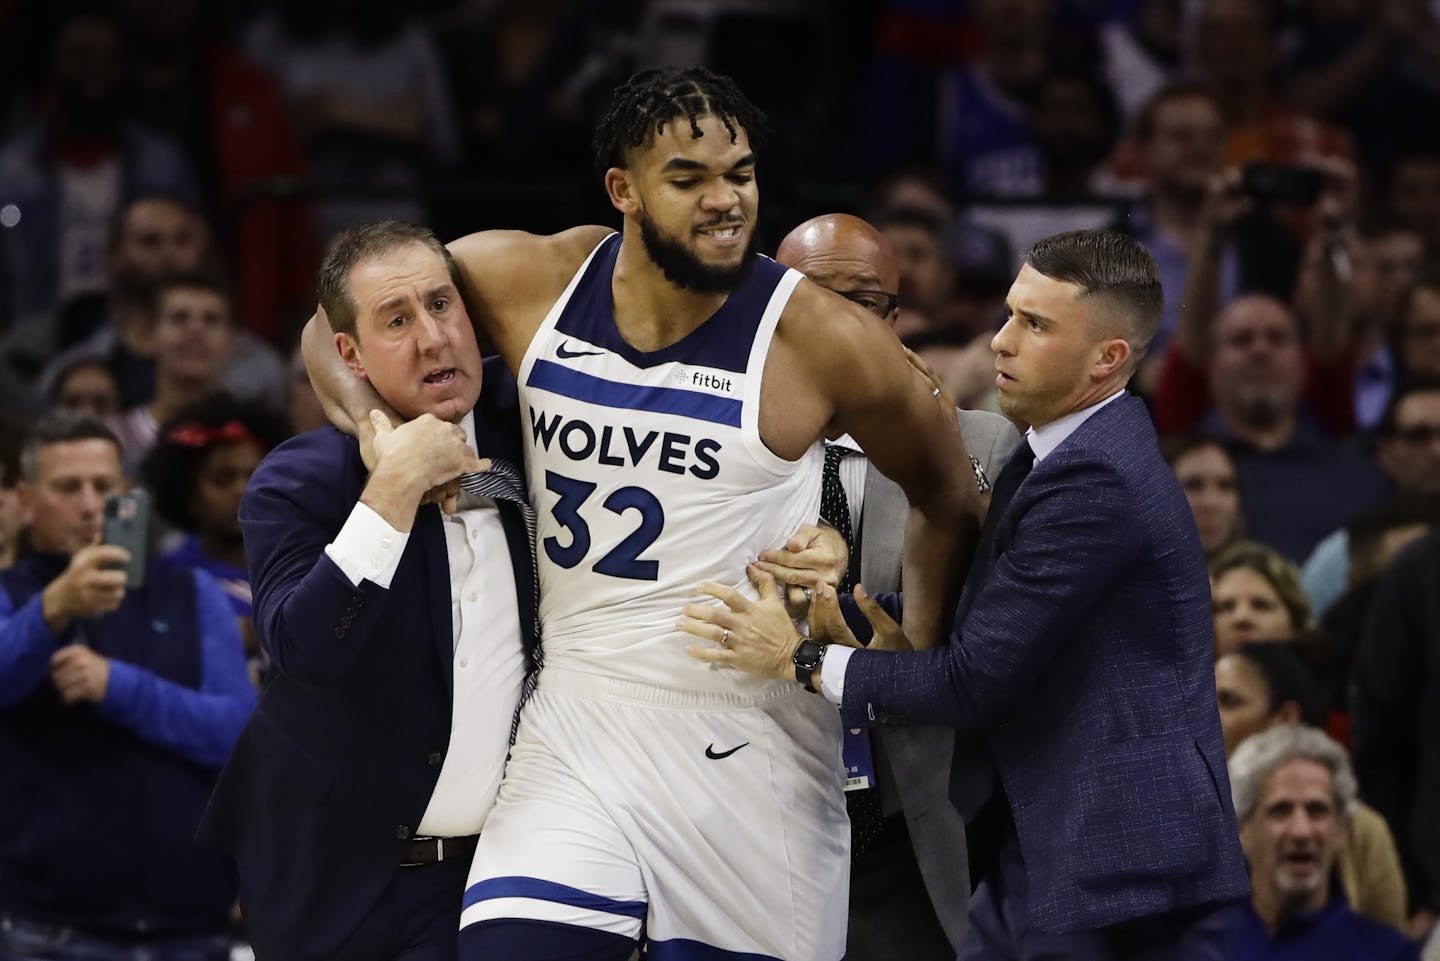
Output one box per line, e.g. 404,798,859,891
414,506,455,692
859,463,907,594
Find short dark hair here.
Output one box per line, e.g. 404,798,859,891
870,205,950,245
1023,229,1163,350
109,194,206,254
141,395,290,532
1229,641,1325,726
151,268,233,319
1161,432,1234,469
1376,374,1440,437
19,412,120,482
47,357,119,408
1132,80,1221,143
316,221,457,338
1346,494,1440,580
592,67,768,173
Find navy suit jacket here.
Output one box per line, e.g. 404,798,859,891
841,394,1249,935
198,357,536,960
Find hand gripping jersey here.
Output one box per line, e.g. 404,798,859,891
516,233,824,693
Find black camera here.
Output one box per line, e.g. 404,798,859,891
1241,162,1324,206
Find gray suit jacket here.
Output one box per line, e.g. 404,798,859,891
855,408,1020,951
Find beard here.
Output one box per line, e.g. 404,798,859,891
1232,383,1298,428
639,212,756,295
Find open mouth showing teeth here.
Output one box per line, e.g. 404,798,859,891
700,225,742,239
424,369,456,385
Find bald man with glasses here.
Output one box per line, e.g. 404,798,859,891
772,214,1020,959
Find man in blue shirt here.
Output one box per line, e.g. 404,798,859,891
0,412,255,961
1227,724,1419,960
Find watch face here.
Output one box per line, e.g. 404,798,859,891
793,638,824,669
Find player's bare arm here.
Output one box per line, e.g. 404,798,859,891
447,225,614,371
764,278,981,648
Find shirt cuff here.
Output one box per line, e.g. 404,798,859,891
820,645,854,706
324,501,410,589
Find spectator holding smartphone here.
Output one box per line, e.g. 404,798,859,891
0,412,254,961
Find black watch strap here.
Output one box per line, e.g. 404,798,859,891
792,637,826,693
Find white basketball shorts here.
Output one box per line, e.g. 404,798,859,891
459,670,849,960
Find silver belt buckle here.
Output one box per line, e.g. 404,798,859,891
434,837,444,862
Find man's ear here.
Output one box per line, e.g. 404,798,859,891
335,332,368,381
605,167,639,217
1092,337,1133,381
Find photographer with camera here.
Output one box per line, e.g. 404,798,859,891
0,412,255,961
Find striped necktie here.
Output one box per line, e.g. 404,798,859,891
458,459,540,744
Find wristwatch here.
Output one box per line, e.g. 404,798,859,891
792,636,826,693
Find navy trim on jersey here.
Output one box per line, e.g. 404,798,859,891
551,233,790,373
646,938,783,960
463,876,649,921
529,360,742,427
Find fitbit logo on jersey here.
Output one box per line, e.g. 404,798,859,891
671,366,737,395
530,407,721,479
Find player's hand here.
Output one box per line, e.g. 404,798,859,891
50,644,111,704
41,544,130,631
679,565,803,682
903,347,960,422
756,524,848,618
850,584,912,652
807,582,861,649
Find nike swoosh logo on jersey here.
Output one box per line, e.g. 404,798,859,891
705,742,750,760
556,341,604,359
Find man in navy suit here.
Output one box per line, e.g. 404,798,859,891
198,222,539,961
682,229,1251,958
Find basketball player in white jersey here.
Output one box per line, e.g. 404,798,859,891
304,68,978,961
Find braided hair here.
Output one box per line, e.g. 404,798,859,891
593,67,768,172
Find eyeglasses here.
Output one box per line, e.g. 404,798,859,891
835,289,899,319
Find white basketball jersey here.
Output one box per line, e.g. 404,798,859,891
516,234,823,695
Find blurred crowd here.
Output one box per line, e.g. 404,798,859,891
2,0,1440,957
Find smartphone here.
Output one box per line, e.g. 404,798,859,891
1241,162,1324,206
102,490,150,590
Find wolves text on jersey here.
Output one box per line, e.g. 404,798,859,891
529,407,722,480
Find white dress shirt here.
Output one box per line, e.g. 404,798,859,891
323,411,526,836
818,391,1127,704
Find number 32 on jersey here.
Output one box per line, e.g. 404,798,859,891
543,470,664,580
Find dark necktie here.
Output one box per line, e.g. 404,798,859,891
458,459,541,744
952,438,1034,889
821,444,885,857
819,444,858,592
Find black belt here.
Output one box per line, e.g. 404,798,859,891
401,834,479,867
